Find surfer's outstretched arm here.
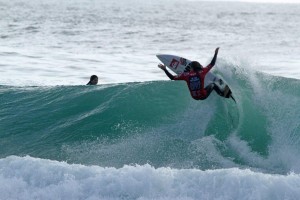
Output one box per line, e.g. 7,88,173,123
158,64,175,80
206,47,220,70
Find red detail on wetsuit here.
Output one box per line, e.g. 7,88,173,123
174,64,213,100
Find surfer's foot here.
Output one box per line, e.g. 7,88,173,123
223,85,230,97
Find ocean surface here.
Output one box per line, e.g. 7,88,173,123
1,0,300,199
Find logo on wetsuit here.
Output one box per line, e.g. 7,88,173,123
189,76,201,91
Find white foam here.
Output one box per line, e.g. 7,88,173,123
1,156,300,200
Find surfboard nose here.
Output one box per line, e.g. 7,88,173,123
156,54,164,60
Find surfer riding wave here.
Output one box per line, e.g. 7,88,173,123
158,48,235,102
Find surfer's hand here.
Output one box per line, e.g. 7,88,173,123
215,47,220,53
158,64,166,70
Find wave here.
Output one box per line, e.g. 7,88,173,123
1,156,300,200
1,60,300,174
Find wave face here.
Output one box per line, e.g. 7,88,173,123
1,61,300,199
1,61,300,175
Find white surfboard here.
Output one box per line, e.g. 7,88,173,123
156,54,232,99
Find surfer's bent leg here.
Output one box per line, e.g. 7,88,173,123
205,83,223,97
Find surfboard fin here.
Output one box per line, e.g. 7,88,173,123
230,94,236,103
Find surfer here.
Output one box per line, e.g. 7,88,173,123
158,48,234,101
87,75,98,85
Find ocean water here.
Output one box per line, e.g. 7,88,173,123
1,0,300,199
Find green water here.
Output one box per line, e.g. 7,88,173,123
1,73,300,173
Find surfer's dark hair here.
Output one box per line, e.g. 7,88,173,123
190,61,203,71
87,75,98,85
90,75,98,81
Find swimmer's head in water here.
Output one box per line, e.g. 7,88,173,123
87,75,98,85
